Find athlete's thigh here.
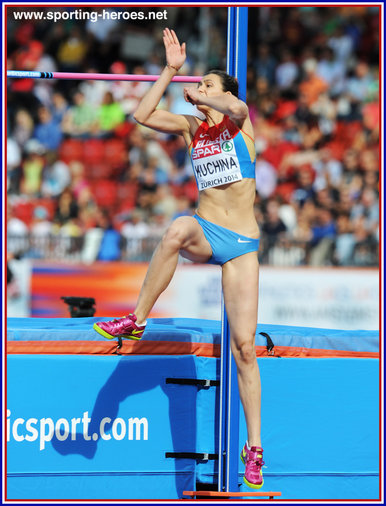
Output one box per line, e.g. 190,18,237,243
172,216,213,263
221,252,259,343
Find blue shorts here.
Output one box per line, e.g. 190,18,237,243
193,214,260,266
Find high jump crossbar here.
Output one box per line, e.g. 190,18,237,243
6,70,201,83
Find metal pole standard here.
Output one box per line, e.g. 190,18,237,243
6,70,201,83
218,6,249,494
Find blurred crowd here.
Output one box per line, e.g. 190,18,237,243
6,6,379,267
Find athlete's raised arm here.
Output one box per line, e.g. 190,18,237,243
133,28,192,135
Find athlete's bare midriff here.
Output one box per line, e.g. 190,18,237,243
183,115,259,239
196,178,260,239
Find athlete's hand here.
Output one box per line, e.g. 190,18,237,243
163,28,186,71
184,87,202,105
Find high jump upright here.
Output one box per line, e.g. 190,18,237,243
218,6,249,494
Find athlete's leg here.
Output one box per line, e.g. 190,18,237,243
134,216,212,324
221,252,261,447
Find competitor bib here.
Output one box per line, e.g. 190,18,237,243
190,126,242,190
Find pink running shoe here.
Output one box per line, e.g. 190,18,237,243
93,314,146,341
240,443,264,489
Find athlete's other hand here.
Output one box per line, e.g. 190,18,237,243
184,87,202,105
163,28,186,71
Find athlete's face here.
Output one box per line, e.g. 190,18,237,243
196,74,227,113
197,74,224,97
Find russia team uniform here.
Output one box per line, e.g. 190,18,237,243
188,115,260,265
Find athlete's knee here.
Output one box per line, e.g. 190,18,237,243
232,337,256,366
161,219,188,252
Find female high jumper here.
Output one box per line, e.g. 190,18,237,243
94,28,264,489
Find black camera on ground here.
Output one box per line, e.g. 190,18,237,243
61,296,96,318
